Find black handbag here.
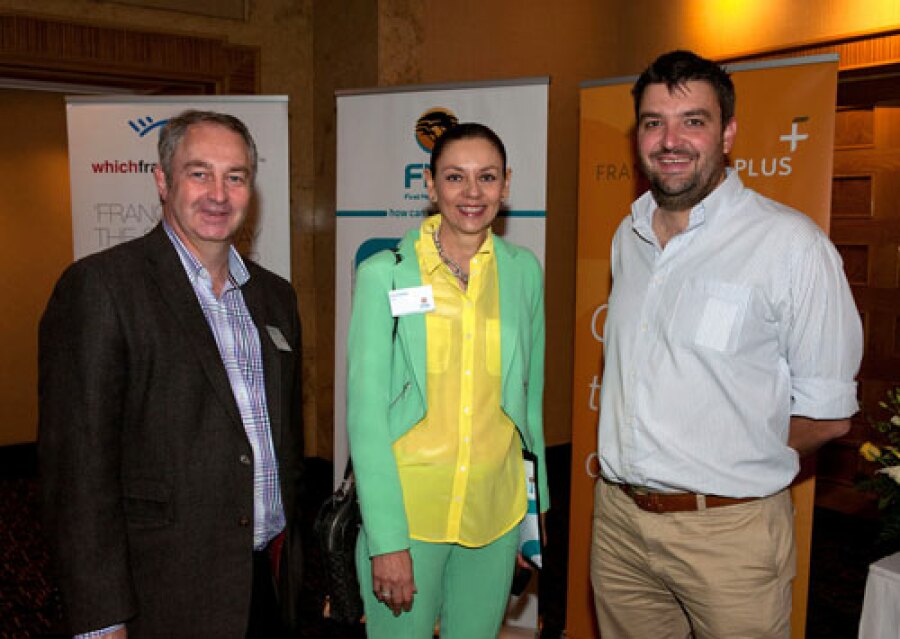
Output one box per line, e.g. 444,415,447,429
314,249,400,623
312,461,364,624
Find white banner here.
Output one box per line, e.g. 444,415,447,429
65,96,291,280
334,78,549,473
334,79,548,631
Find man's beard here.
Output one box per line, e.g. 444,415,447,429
643,152,726,212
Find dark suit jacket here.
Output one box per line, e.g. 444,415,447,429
38,224,304,637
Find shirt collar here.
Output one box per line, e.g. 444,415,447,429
631,168,743,244
418,214,495,275
162,220,250,288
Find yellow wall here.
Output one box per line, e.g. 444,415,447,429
0,89,71,444
311,0,379,459
617,0,900,63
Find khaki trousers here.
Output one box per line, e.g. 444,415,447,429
590,478,795,639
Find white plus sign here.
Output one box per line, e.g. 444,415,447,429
780,121,809,152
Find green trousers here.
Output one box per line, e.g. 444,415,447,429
356,526,519,639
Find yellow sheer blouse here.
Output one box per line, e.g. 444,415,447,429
393,215,526,547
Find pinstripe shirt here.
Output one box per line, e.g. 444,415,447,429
165,222,285,549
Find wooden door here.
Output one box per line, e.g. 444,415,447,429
818,66,900,513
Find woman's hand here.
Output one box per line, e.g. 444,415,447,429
371,549,417,616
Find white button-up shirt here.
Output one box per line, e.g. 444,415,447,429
597,170,862,497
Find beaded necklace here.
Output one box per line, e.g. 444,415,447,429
432,227,469,287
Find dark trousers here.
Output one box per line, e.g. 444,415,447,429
246,549,287,638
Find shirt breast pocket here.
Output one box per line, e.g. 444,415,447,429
669,279,751,354
426,315,452,374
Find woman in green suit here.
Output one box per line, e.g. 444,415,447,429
347,123,548,638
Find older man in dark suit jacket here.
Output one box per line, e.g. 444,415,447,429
38,110,304,638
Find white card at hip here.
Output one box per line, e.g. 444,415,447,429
388,285,435,317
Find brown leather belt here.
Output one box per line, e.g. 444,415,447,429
617,483,759,514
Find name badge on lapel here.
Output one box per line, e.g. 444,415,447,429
388,285,435,317
266,325,292,352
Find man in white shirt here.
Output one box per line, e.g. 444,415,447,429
590,50,862,638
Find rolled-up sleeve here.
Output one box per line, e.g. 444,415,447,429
788,231,862,419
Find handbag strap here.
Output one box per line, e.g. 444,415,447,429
514,425,532,454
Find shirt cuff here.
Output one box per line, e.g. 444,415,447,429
75,623,125,638
792,377,858,420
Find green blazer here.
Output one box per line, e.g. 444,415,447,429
347,223,548,556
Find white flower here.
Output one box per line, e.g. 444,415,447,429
891,415,900,427
877,465,900,485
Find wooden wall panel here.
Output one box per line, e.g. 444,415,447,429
832,175,873,218
0,14,257,93
835,108,874,147
108,0,247,20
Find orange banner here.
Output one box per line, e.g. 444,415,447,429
567,55,839,639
